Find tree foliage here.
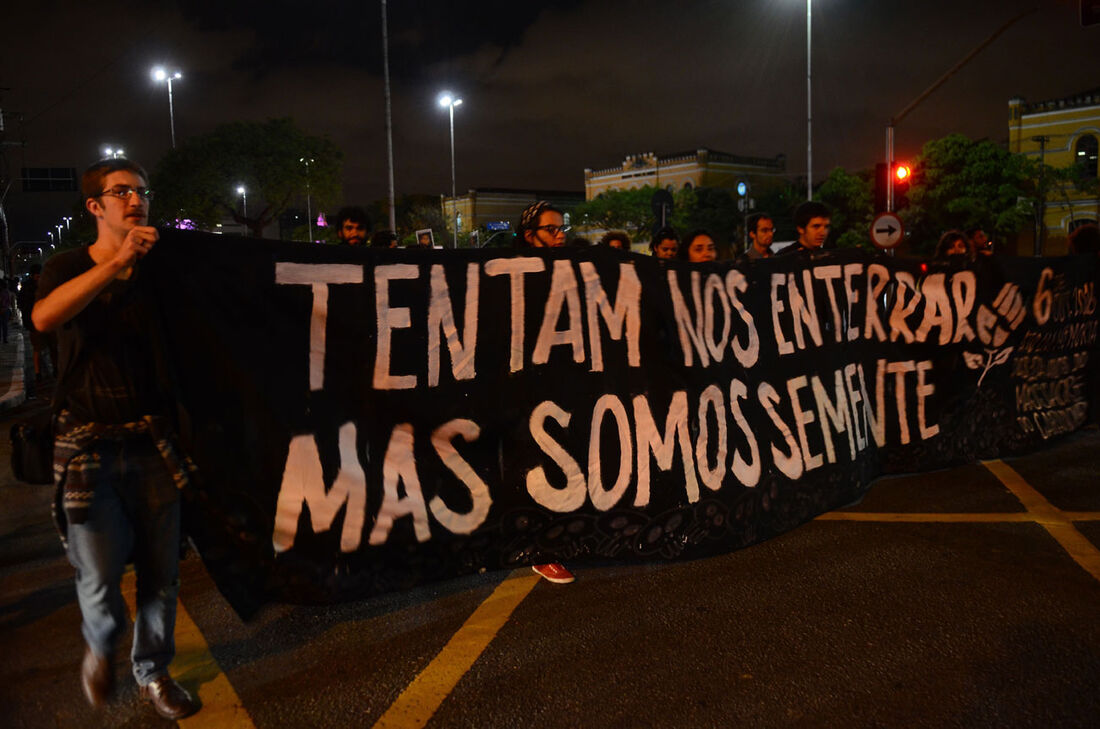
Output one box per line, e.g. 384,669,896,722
572,187,655,240
905,134,1035,255
366,194,449,243
672,187,739,248
573,185,745,254
816,166,874,250
151,118,342,237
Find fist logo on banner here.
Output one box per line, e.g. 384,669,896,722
965,282,1027,387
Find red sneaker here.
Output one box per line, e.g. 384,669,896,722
531,563,574,584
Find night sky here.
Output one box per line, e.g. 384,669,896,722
2,0,1097,237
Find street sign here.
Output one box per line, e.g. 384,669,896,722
651,189,674,227
870,212,904,249
485,221,510,231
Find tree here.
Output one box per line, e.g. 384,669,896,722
572,187,655,241
904,134,1035,255
672,187,740,251
151,118,342,238
1050,160,1100,229
816,167,874,250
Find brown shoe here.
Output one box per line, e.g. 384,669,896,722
140,676,199,720
80,647,114,707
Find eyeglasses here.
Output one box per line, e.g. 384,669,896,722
536,224,570,236
98,186,155,202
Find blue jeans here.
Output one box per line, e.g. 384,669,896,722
65,434,181,685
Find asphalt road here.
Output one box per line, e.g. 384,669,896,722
2,384,1098,728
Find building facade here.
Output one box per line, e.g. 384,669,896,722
1008,89,1100,253
440,188,585,246
583,148,786,200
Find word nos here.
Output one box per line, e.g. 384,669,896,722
667,264,979,367
273,259,645,393
525,358,939,513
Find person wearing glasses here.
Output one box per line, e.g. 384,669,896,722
517,200,569,248
745,213,776,260
32,158,200,720
509,201,575,584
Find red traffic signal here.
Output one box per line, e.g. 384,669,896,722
895,164,911,182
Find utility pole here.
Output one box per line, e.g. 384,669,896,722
884,8,1035,212
381,0,397,234
1032,135,1050,256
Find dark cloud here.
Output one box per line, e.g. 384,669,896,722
1,0,1097,241
177,0,583,79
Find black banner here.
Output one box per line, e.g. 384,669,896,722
148,230,1098,616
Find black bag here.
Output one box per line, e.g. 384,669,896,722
10,412,54,484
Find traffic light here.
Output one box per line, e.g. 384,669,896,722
893,162,911,210
874,162,912,212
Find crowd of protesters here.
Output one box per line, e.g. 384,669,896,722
18,152,1100,724
508,199,836,264
327,191,1100,265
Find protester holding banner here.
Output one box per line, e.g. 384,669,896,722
335,206,370,246
967,226,993,257
1069,224,1100,255
745,213,775,260
32,158,200,720
649,226,680,260
680,230,718,262
516,200,568,248
781,201,831,255
599,230,630,250
370,230,399,249
934,230,972,262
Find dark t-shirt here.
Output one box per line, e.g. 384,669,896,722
37,246,170,424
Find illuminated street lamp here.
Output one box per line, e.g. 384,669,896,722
55,224,63,242
151,66,183,148
46,231,53,244
102,146,125,159
438,92,463,248
62,216,72,229
237,185,247,218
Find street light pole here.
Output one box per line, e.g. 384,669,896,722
806,0,812,201
237,186,247,233
300,157,314,242
884,8,1035,214
438,92,463,248
381,0,397,234
152,67,183,148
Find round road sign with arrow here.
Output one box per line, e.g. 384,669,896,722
870,212,904,249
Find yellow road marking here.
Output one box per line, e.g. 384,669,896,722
122,570,256,727
983,459,1100,584
372,569,541,729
